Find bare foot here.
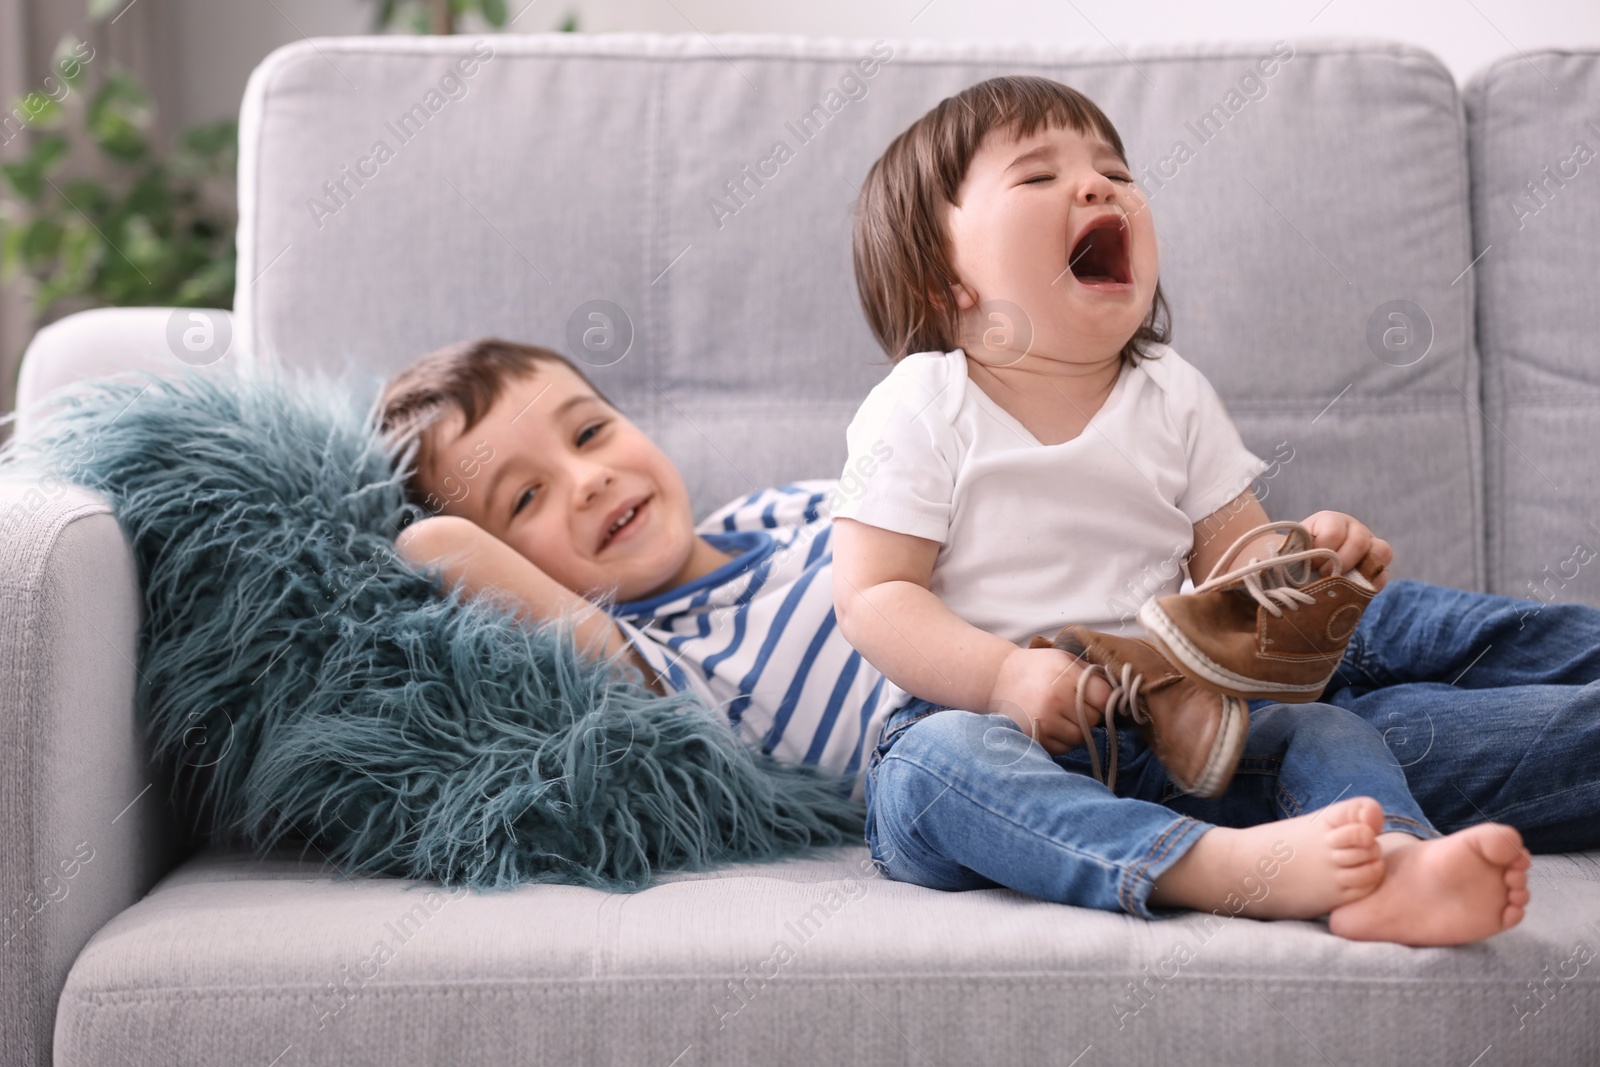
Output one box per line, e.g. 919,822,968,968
1328,824,1532,946
1150,796,1385,919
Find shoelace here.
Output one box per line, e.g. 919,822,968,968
1189,521,1346,618
1074,661,1150,793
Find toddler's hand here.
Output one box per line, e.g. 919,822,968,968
986,646,1113,756
1302,511,1393,592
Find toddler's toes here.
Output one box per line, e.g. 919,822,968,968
1316,796,1385,837
1328,821,1378,852
1470,823,1527,867
1331,855,1384,895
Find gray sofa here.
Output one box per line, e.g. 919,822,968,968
4,33,1598,1067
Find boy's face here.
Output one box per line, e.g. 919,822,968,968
419,362,702,605
944,121,1158,367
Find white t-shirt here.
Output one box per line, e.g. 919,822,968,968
832,343,1269,647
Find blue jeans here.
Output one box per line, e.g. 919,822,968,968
1313,579,1600,853
864,699,1436,920
864,578,1600,918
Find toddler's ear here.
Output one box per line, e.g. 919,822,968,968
927,280,978,314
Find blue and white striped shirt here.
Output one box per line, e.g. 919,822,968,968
605,480,913,787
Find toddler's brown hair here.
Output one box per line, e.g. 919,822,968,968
852,74,1171,364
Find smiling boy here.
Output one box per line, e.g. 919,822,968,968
379,338,912,781
384,344,726,692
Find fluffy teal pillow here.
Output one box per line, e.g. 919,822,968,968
4,368,862,889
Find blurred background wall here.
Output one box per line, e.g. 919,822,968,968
152,0,1600,127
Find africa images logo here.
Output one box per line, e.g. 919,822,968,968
305,41,495,230
705,41,894,230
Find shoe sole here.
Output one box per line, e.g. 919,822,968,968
1185,694,1249,799
1137,599,1333,702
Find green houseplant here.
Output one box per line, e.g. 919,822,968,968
2,5,580,326
0,37,236,320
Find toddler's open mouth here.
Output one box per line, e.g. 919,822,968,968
1067,215,1132,286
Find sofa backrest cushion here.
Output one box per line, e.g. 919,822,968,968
1466,50,1600,608
238,34,1483,590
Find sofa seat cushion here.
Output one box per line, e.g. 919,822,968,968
55,846,1600,1066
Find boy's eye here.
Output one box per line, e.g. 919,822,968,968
1109,174,1135,184
576,421,604,446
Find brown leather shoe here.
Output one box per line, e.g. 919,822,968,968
1137,522,1378,702
1028,623,1249,799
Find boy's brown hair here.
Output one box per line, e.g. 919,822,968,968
378,337,615,506
852,74,1171,364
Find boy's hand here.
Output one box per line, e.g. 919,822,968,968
986,646,1113,756
1302,510,1393,591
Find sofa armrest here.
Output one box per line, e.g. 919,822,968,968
0,478,184,1067
14,306,239,441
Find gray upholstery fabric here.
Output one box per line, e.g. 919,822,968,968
0,477,185,1067
237,34,1483,591
0,309,227,1067
6,32,1598,1067
11,307,244,441
53,849,1600,1066
1466,50,1600,608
